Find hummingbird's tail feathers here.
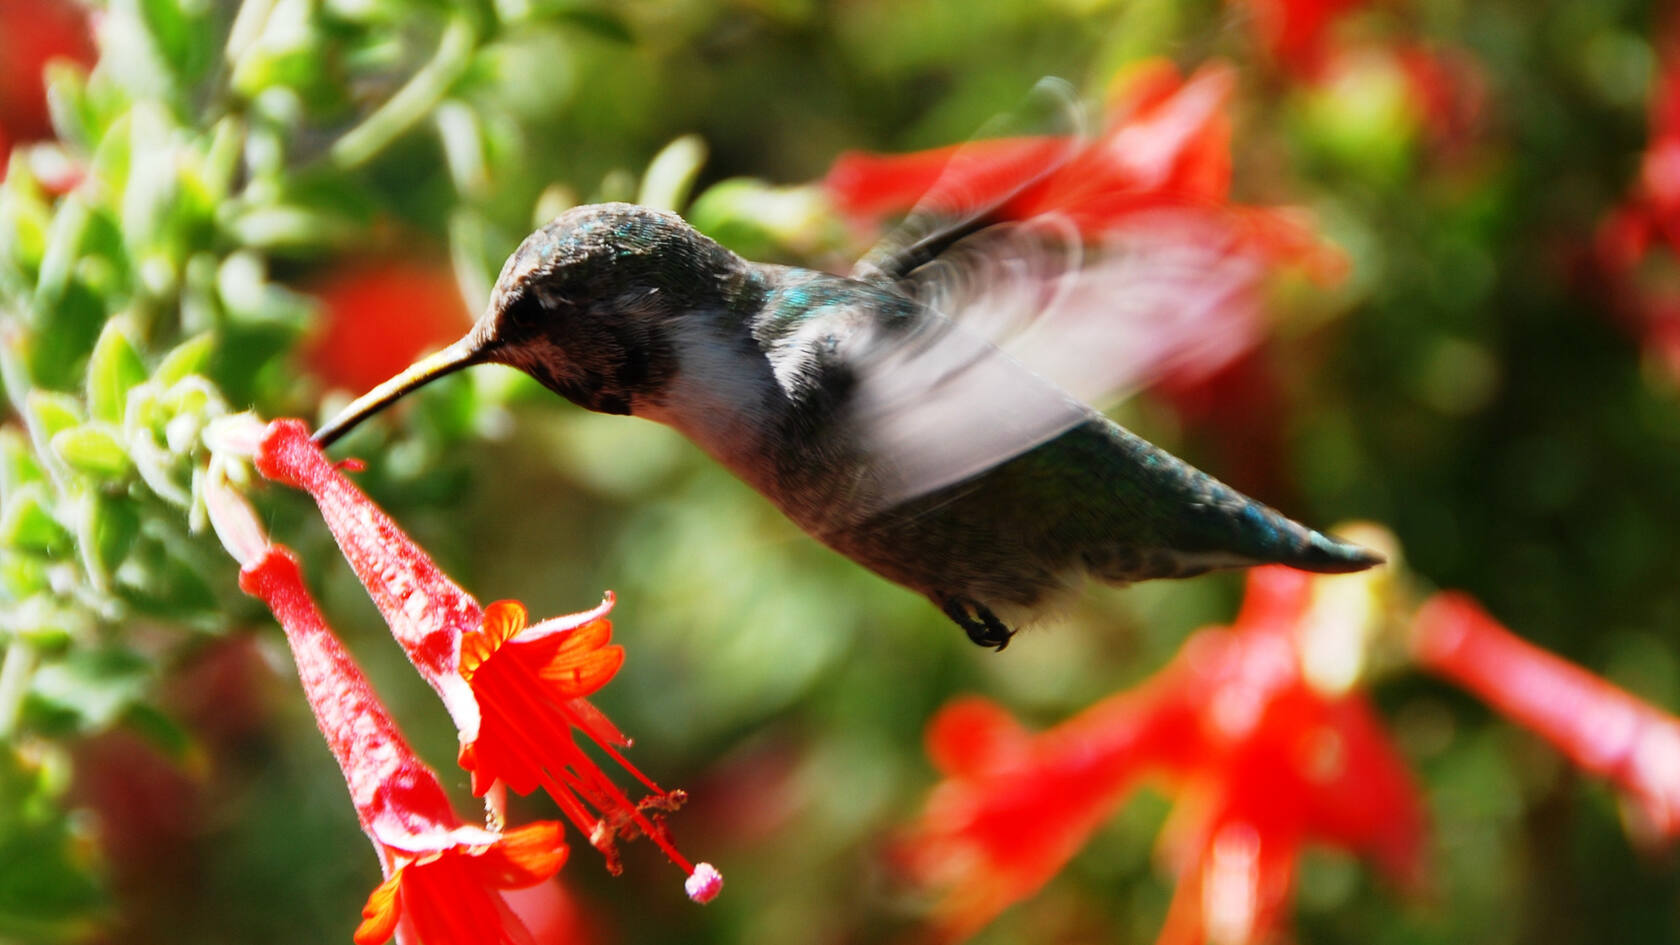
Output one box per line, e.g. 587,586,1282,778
1178,489,1388,578
1076,419,1385,580
1282,528,1387,574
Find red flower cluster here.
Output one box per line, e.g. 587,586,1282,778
251,418,721,900
900,565,1424,945
206,472,569,945
902,536,1680,944
206,417,720,941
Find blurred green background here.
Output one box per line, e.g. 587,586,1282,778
2,0,1680,942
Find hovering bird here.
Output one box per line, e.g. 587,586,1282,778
315,91,1379,650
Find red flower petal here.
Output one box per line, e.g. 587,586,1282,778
477,822,570,888
1415,592,1680,838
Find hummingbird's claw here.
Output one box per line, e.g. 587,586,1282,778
942,596,1015,651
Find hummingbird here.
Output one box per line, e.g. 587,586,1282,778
313,198,1380,650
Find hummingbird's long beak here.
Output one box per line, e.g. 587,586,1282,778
313,336,490,447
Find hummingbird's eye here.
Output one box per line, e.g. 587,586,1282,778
497,290,557,335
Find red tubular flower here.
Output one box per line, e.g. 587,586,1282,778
902,566,1424,944
825,60,1348,286
203,464,571,945
250,418,720,901
1414,593,1680,839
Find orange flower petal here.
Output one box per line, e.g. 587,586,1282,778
463,601,528,680
477,822,569,888
536,621,625,698
551,615,612,655
354,869,405,945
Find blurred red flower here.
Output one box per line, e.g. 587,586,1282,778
1233,0,1367,76
1392,45,1491,161
1414,593,1680,841
251,418,721,902
0,0,94,149
900,565,1424,944
825,60,1347,286
1592,26,1680,383
304,260,474,394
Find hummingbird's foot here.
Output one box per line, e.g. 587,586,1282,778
940,596,1015,651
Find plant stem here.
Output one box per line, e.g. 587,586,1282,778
330,17,478,170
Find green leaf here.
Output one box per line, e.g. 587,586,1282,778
50,425,133,480
0,749,104,940
0,594,90,646
0,430,45,498
89,495,141,578
200,117,244,204
152,332,214,387
42,61,93,149
22,392,84,441
221,205,360,252
113,536,218,618
90,113,133,209
434,101,488,197
556,8,634,43
329,16,478,170
0,485,71,555
120,102,183,257
215,251,312,327
86,320,148,423
138,0,215,84
27,647,153,731
31,195,89,315
123,702,198,765
688,178,838,261
27,280,107,391
638,134,708,213
0,555,51,602
0,170,53,275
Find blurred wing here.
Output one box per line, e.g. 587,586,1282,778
849,214,1264,510
850,77,1088,283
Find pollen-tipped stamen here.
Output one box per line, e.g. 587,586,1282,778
314,335,489,447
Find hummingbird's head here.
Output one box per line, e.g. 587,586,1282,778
314,203,751,446
481,203,747,416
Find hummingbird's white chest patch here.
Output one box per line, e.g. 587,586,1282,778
636,315,781,467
